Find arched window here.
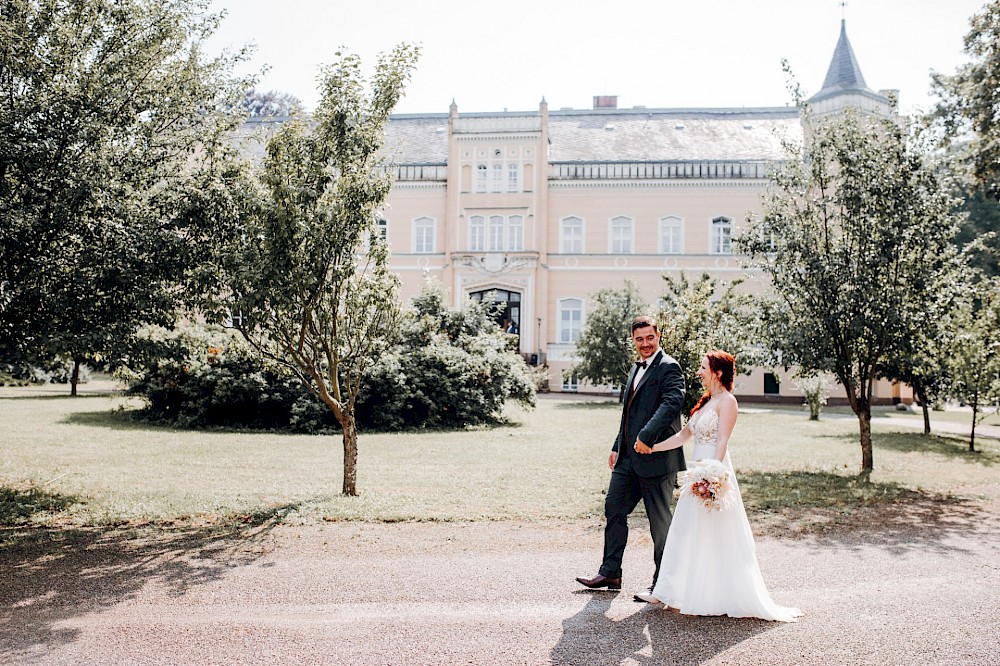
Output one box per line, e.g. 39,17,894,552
610,215,633,254
659,216,683,254
488,215,504,251
491,163,503,192
413,216,435,253
560,216,584,254
507,215,524,251
476,164,488,193
469,215,485,251
558,298,583,343
508,164,520,192
711,216,733,254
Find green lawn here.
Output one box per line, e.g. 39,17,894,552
2,385,997,532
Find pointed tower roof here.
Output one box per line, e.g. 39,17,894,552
817,19,869,95
808,19,893,115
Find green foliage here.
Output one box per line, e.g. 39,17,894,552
946,277,1000,451
126,323,335,432
793,375,831,420
0,0,253,391
740,108,966,472
931,0,1000,199
567,281,648,390
657,272,763,414
356,279,538,430
215,45,420,495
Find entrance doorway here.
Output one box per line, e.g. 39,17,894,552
470,288,521,337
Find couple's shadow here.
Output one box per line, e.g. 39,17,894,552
550,592,775,666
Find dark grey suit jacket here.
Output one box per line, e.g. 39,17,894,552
612,349,687,478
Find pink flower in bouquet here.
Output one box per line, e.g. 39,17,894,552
680,459,735,511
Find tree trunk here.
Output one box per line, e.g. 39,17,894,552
915,386,931,435
969,395,978,453
70,358,81,397
341,411,359,496
857,405,874,474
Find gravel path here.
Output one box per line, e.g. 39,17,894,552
3,514,999,666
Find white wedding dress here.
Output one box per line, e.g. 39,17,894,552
646,405,803,622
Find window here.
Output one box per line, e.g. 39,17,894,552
560,216,584,254
488,215,504,251
508,164,520,192
476,164,487,193
559,298,583,343
764,372,780,395
413,216,435,253
562,374,579,392
610,215,633,254
469,215,485,251
376,216,388,242
507,215,524,251
659,216,683,254
491,163,503,192
711,216,733,254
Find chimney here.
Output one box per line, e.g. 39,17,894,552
593,95,618,110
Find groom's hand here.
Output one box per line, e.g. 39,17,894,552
608,452,618,470
634,439,653,454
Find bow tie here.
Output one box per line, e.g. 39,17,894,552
635,360,647,369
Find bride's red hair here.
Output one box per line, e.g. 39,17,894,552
690,350,736,417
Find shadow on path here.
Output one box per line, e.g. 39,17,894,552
0,507,290,660
550,594,775,666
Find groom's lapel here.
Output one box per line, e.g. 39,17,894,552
631,349,663,398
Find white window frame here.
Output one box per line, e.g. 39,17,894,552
507,215,524,251
560,216,584,254
507,163,520,192
469,215,485,251
609,215,633,254
476,164,488,193
562,374,579,392
413,216,436,254
558,297,584,343
491,163,503,193
487,215,504,251
711,216,733,254
659,215,683,254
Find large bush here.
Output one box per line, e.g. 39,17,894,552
355,281,539,429
127,323,336,432
129,288,539,432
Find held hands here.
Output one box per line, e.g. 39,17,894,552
633,439,654,455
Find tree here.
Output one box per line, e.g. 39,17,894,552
0,0,251,394
657,272,761,415
947,277,1000,452
567,281,648,391
223,45,420,496
357,279,537,429
931,0,1000,199
239,89,304,117
740,109,966,473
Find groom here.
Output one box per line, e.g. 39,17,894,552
576,315,686,599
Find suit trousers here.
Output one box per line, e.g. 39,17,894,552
599,461,675,585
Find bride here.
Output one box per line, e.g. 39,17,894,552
633,350,802,622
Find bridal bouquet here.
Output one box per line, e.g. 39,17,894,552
679,459,735,511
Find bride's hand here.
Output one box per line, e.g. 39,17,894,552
634,440,653,454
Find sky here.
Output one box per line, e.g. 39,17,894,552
204,0,988,117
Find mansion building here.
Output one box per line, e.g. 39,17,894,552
248,21,909,402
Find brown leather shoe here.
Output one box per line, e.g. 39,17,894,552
575,574,622,590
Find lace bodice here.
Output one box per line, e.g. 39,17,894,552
691,406,720,446
689,405,725,463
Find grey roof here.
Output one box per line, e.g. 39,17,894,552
547,108,801,162
383,107,802,164
811,20,870,100
383,113,450,164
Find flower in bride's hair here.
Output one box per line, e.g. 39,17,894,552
680,459,735,511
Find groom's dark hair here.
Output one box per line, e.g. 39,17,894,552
631,315,659,334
